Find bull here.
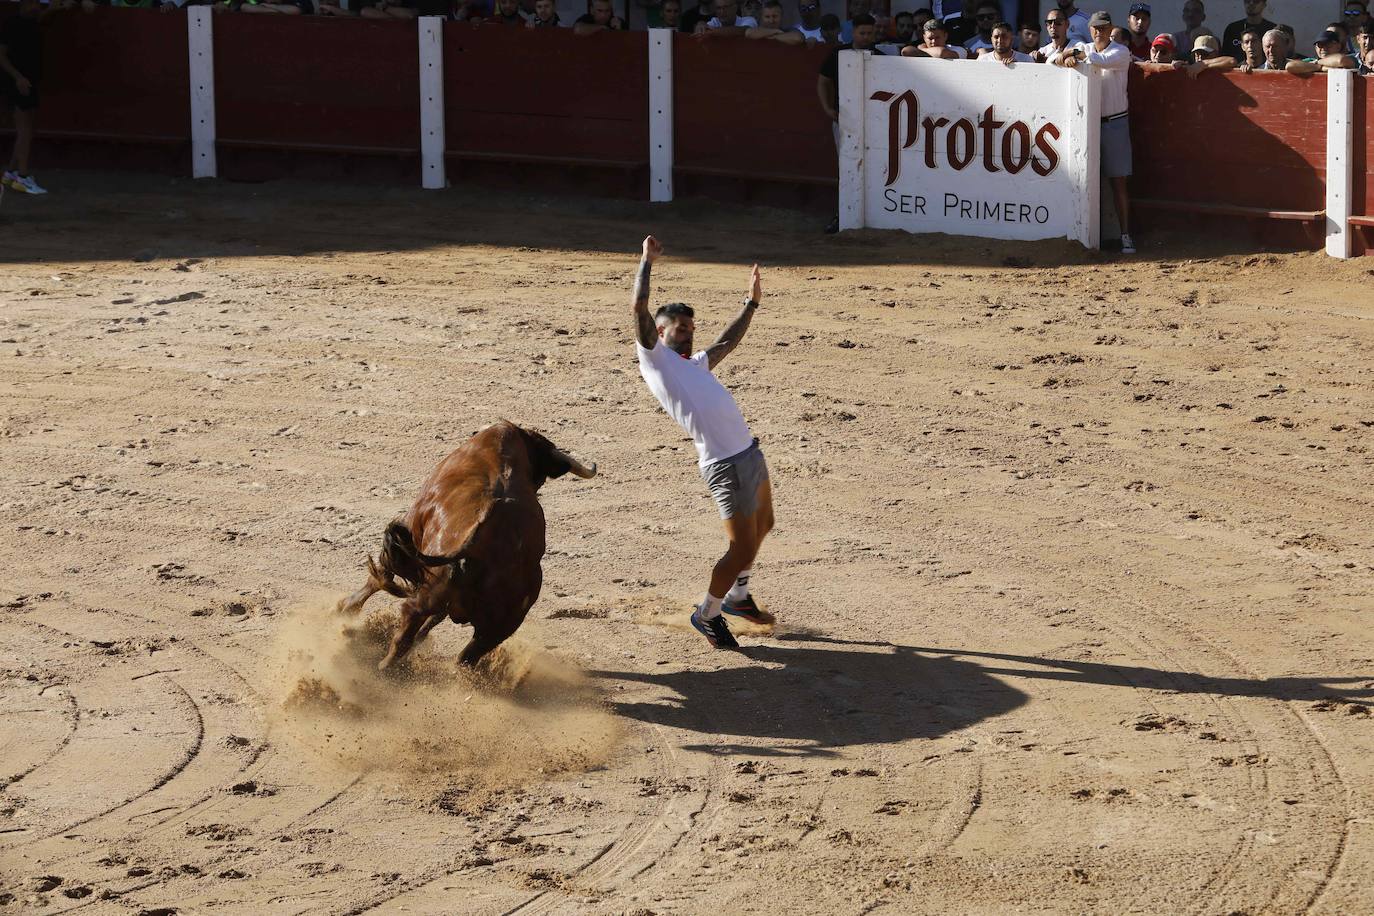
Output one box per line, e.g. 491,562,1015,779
337,421,597,671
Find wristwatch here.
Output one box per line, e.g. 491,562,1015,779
744,297,758,309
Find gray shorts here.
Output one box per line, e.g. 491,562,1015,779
1102,115,1132,179
701,439,770,520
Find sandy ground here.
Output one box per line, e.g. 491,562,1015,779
1,171,1373,916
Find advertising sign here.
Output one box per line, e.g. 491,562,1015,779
838,53,1101,248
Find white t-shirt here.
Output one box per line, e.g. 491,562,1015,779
637,339,754,467
707,15,757,28
796,24,824,41
1067,8,1091,45
980,49,1033,62
964,35,992,53
1039,40,1071,64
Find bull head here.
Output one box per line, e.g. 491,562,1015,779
521,427,597,486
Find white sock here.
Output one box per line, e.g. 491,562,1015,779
725,569,752,603
699,593,724,619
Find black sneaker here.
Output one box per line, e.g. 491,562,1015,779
721,594,775,626
824,216,840,235
690,606,740,649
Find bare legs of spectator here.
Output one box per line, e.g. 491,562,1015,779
7,109,33,176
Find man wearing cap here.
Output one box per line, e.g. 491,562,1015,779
1056,11,1135,255
1124,4,1152,59
1036,6,1073,63
1147,33,1176,63
1288,29,1358,74
1184,33,1236,77
1222,0,1275,63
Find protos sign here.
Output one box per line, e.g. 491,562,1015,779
837,54,1102,247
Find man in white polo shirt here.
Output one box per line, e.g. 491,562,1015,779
1056,10,1135,256
632,235,774,650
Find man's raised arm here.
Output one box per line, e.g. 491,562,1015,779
633,235,662,349
706,264,761,370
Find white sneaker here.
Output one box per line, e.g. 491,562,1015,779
1120,234,1136,255
4,172,47,195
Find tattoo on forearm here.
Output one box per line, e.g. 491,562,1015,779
633,258,652,304
633,258,657,346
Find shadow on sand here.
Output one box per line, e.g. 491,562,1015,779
593,633,1371,757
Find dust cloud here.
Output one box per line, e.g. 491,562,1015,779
267,599,623,788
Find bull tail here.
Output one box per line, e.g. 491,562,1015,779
369,520,474,599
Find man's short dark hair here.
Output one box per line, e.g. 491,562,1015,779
1019,20,1039,31
762,0,782,9
1358,21,1374,36
655,302,694,322
1241,26,1264,40
914,6,933,15
820,12,840,28
992,20,1012,32
850,12,875,27
895,10,912,22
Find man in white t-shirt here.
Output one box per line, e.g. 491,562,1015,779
633,236,774,650
980,20,1033,62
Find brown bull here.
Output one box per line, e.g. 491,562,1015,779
337,421,596,671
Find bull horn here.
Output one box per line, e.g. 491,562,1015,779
555,450,597,479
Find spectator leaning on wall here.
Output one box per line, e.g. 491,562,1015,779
795,2,825,41
1251,27,1290,70
1056,10,1134,255
820,13,841,44
1236,26,1265,70
575,0,625,33
980,20,1032,62
1017,20,1041,56
695,0,755,35
1222,0,1275,63
1145,32,1175,63
527,0,560,25
1183,33,1236,77
747,0,806,44
1036,7,1071,63
1288,29,1358,74
486,0,526,25
905,16,966,58
0,0,44,196
1356,20,1373,67
817,13,882,235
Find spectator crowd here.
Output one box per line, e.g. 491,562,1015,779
21,0,1374,76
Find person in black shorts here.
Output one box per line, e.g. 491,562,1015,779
1,0,45,195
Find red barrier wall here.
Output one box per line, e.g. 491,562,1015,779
442,26,647,164
672,35,832,185
0,6,189,169
214,16,418,155
1356,76,1372,256
1128,67,1327,212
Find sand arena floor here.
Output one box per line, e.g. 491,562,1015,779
1,172,1372,914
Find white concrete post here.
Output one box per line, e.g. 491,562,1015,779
418,17,446,190
1325,70,1354,259
187,7,216,180
1068,65,1101,250
648,29,674,202
837,49,865,231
